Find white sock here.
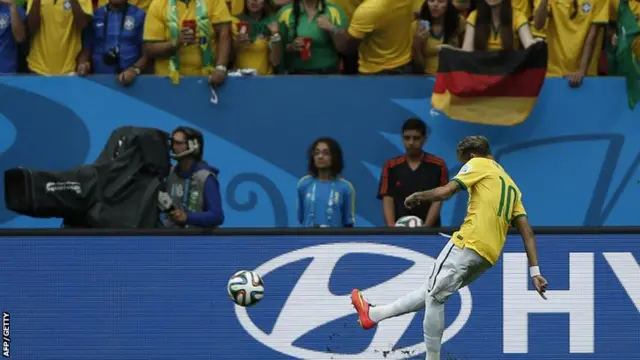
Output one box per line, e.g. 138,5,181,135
423,296,445,358
426,351,440,360
368,284,427,323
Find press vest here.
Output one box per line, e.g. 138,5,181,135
165,164,216,228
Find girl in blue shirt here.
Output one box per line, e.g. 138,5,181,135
297,137,356,227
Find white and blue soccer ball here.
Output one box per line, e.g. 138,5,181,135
227,270,264,307
395,215,424,228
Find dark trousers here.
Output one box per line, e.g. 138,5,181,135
341,54,359,75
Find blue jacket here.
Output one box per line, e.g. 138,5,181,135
297,175,356,227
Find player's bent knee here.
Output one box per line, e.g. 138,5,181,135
428,277,463,304
429,293,448,304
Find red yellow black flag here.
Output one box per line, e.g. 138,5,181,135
431,41,548,126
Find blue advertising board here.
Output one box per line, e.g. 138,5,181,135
0,233,638,359
1,76,639,228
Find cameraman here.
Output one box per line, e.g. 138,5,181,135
161,127,225,228
76,0,147,86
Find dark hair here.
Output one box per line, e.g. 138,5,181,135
242,0,274,18
172,126,204,160
402,118,427,136
473,0,514,51
292,0,326,39
456,135,492,159
419,0,463,45
307,137,344,177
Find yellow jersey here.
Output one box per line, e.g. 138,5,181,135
225,0,244,15
467,9,529,50
451,157,527,265
143,0,232,76
348,0,414,73
27,0,93,75
515,0,548,37
545,0,609,77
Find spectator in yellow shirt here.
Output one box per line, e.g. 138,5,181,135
512,0,547,37
229,0,246,14
143,0,232,85
330,0,415,74
27,0,93,75
413,0,466,75
462,0,538,51
231,0,279,75
533,0,609,87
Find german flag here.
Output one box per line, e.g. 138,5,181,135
431,41,548,126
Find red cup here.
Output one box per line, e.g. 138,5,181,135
182,19,197,35
236,21,250,35
300,37,312,61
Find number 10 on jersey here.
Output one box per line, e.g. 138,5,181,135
497,176,517,224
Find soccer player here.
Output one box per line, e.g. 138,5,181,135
351,135,548,360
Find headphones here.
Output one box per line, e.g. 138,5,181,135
170,126,204,160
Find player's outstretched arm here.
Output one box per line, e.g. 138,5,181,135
404,181,460,209
513,215,549,299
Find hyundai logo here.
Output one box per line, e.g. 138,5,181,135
235,243,473,359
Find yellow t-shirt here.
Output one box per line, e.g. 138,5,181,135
231,16,273,75
329,0,362,19
27,0,93,75
348,0,414,73
417,16,466,75
143,0,233,76
96,0,152,12
467,9,529,50
225,0,244,15
515,0,548,37
451,157,527,265
545,0,609,77
210,0,243,53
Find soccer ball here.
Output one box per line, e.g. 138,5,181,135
227,270,264,307
395,215,424,228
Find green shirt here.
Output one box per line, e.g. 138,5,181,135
276,3,348,72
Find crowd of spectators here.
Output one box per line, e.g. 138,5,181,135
0,0,638,86
1,0,638,229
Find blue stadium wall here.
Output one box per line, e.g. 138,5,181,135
1,76,639,228
0,231,638,359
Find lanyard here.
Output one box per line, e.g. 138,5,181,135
181,178,191,209
103,4,129,48
308,180,335,227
